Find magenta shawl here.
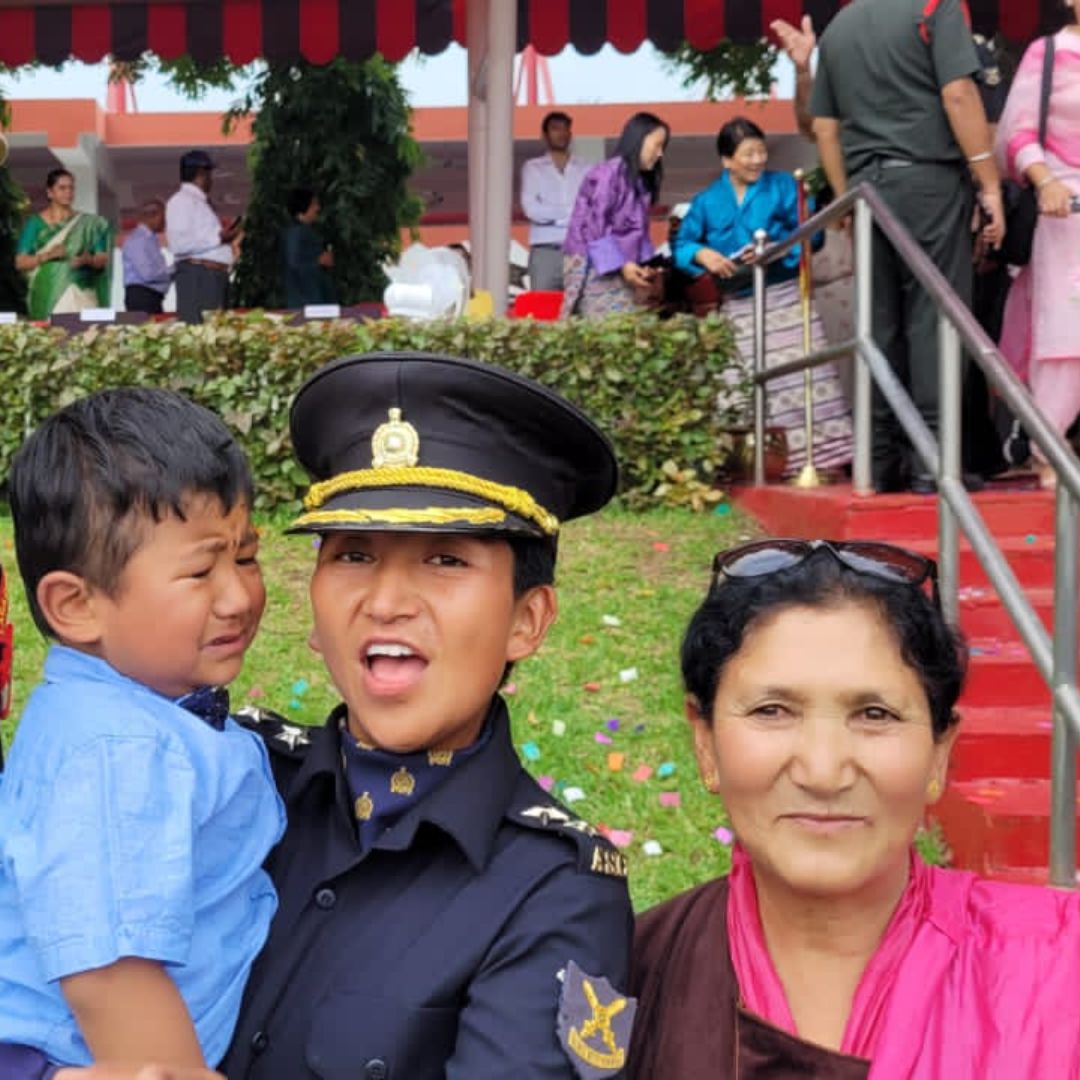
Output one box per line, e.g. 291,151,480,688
727,843,1080,1077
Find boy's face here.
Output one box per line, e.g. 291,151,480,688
309,530,555,753
89,495,264,698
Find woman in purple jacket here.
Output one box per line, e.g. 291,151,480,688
560,112,670,317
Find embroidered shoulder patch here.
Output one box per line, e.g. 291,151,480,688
557,960,636,1079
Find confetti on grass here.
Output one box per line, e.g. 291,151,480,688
606,829,634,848
595,732,613,745
606,718,621,732
583,682,602,693
538,775,555,792
642,840,663,857
551,719,566,737
619,667,639,684
521,742,541,762
607,752,625,772
563,786,586,803
713,826,734,844
632,765,654,783
657,762,677,779
601,614,622,628
659,792,682,808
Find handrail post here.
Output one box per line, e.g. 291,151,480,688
852,198,873,495
938,316,961,626
1050,486,1078,888
752,229,769,487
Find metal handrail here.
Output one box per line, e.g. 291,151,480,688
748,182,1080,888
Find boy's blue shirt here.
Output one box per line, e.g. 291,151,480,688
0,645,285,1067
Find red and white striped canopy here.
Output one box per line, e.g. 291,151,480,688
0,0,1060,68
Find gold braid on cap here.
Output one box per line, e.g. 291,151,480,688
300,466,560,535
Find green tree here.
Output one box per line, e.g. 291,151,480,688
0,97,28,314
665,39,777,101
225,57,423,308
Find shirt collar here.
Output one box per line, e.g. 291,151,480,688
288,696,522,872
181,181,208,203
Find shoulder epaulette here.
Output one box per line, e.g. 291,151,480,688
509,794,628,880
235,705,313,761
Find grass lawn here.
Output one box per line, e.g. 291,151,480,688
0,503,759,911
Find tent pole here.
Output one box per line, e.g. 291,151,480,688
482,0,515,314
466,0,490,291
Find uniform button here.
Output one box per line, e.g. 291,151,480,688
314,886,337,910
364,1059,388,1080
250,1030,269,1054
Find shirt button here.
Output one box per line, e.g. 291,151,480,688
364,1059,389,1080
314,886,337,910
250,1030,269,1054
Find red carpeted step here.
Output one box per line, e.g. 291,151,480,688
949,705,1054,782
902,536,1058,589
735,484,1056,542
934,777,1080,875
956,585,1056,639
961,642,1052,708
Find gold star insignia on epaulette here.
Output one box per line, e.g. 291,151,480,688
390,766,416,796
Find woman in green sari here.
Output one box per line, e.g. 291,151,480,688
15,169,113,319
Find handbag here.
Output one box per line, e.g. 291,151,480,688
1002,35,1055,268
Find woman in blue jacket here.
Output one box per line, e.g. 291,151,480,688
676,118,852,479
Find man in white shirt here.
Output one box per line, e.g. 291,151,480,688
519,111,590,291
165,150,242,324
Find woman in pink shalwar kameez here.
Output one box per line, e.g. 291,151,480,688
997,6,1080,488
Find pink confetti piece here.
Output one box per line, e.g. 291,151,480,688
607,829,634,849
595,732,613,745
713,826,734,844
659,792,681,808
537,775,555,792
632,765,654,782
247,685,265,700
503,682,518,696
652,541,670,552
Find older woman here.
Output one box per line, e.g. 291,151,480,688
629,539,1080,1077
15,169,112,320
675,119,852,479
996,1,1080,489
560,111,669,318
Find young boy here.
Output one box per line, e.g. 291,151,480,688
221,351,636,1077
0,388,285,1075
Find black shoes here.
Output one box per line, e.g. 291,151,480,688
909,472,986,496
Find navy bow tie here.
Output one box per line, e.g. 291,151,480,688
177,685,231,730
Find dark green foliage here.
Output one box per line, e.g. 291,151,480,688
0,99,28,315
665,40,778,101
0,313,743,509
225,57,424,308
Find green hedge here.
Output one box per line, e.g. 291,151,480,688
0,312,743,510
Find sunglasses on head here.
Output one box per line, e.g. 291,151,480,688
711,539,939,606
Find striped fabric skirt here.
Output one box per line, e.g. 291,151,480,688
725,279,854,478
560,253,640,318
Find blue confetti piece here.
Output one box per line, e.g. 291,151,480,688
606,718,620,732
291,679,309,696
657,762,676,779
288,699,302,711
715,503,731,516
1025,534,1036,545
521,741,541,762
633,723,646,734
311,537,321,549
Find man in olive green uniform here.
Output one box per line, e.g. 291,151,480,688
810,0,1005,493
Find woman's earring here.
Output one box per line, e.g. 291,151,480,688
926,778,942,801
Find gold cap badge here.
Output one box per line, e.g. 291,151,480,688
372,407,420,469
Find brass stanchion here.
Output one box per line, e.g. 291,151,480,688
792,169,821,488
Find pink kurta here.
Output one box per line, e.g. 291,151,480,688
997,30,1080,436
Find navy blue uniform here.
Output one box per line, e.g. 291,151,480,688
224,699,634,1079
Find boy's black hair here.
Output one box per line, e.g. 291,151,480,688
9,387,254,638
614,111,670,204
716,117,766,160
542,110,573,135
287,187,317,218
681,550,966,740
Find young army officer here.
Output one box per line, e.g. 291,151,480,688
218,351,636,1079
